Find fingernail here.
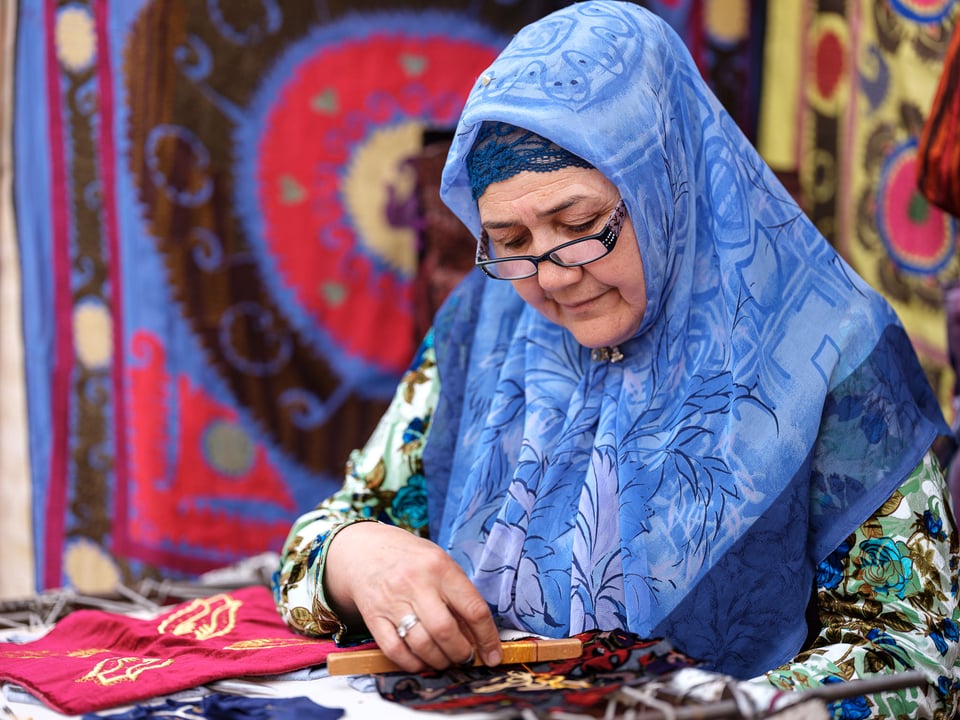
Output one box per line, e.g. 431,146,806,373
484,648,502,666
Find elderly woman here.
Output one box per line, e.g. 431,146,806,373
274,2,960,716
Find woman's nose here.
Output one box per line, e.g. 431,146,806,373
535,258,582,290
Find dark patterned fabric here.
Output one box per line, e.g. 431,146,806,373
375,630,699,714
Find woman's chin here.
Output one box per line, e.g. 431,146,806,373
571,328,633,350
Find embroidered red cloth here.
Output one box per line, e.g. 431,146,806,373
0,585,365,715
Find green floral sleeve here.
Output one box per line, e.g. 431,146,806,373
272,336,440,643
755,451,960,719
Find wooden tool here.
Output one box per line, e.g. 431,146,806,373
326,636,583,676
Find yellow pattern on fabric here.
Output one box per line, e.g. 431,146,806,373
0,649,53,659
0,647,112,659
156,593,241,641
473,669,594,694
77,657,174,686
224,637,320,650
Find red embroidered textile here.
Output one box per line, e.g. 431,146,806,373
0,585,363,715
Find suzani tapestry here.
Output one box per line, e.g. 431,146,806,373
5,0,763,595
760,1,960,412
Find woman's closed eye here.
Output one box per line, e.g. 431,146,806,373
561,207,609,236
494,235,531,256
566,219,598,235
488,210,605,257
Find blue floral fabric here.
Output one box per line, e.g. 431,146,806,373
430,1,948,678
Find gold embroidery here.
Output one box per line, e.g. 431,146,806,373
225,637,319,650
156,593,241,641
67,648,114,658
0,647,112,659
474,669,593,694
78,657,174,686
0,649,52,659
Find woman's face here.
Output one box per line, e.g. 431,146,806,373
477,166,647,349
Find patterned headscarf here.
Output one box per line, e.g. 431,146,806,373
428,1,946,678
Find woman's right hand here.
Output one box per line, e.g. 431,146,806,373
323,521,503,673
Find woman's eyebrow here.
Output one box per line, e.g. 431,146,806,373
480,195,592,230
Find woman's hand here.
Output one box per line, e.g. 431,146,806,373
324,521,503,672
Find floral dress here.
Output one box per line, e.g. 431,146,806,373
273,341,960,719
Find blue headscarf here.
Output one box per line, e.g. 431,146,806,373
427,1,947,678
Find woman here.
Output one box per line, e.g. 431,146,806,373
275,2,960,715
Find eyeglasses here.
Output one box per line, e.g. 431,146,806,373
476,199,627,280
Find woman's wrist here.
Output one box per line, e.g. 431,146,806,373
320,518,380,638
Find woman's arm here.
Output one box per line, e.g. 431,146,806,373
271,335,502,671
272,337,442,642
756,451,960,718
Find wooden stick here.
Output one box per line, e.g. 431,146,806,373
326,636,583,676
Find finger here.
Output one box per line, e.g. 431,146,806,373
366,615,427,673
412,597,476,667
396,615,459,670
442,576,502,666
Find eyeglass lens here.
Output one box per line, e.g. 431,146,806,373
479,198,624,280
483,239,611,279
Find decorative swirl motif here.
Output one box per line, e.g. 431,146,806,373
79,657,174,686
217,301,293,376
279,386,351,429
145,124,213,206
189,227,224,271
75,256,98,288
157,593,242,640
81,373,111,406
207,0,282,45
476,4,636,110
860,45,890,112
86,439,113,473
173,34,212,82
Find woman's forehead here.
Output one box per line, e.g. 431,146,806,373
477,167,616,220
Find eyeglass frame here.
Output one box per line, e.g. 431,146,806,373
475,198,628,280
